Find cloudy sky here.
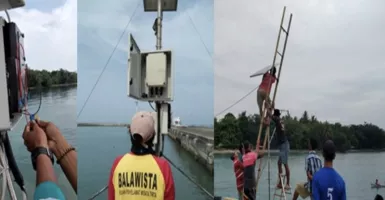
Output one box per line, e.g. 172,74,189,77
0,0,76,71
77,0,213,125
215,0,385,128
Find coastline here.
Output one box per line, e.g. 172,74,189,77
77,122,128,127
28,83,77,90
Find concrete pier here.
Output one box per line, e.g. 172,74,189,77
169,126,214,174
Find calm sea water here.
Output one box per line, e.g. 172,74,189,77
9,86,76,199
215,152,385,200
77,127,213,200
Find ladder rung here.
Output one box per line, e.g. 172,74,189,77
276,51,282,57
281,26,288,34
275,187,292,192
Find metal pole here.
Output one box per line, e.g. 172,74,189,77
156,0,163,50
154,0,163,156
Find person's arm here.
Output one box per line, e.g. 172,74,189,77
108,156,122,200
237,160,244,170
305,157,312,180
312,178,320,200
36,154,57,185
36,120,77,193
341,181,347,200
163,162,175,200
51,136,77,193
307,172,313,180
34,154,65,200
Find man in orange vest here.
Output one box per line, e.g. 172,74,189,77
257,66,278,125
108,111,175,200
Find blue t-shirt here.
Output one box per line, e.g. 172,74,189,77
312,167,346,200
34,181,65,200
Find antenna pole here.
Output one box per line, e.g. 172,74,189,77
155,0,163,156
156,0,163,50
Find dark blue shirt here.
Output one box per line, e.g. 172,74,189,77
272,116,287,144
312,167,346,200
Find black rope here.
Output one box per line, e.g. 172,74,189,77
162,154,214,199
77,1,141,119
215,86,259,117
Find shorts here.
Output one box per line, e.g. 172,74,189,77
257,89,271,117
243,188,256,200
34,181,65,200
278,140,289,165
295,182,311,199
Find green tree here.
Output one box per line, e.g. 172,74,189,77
215,110,385,151
26,68,77,88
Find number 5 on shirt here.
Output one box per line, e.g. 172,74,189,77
327,187,333,200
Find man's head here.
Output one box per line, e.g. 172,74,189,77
238,143,244,155
273,109,281,117
231,152,238,161
322,140,336,162
129,111,155,147
243,141,251,153
309,138,318,150
375,194,384,200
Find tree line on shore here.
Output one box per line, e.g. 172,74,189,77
27,68,77,88
214,111,385,152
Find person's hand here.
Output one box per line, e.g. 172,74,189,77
35,120,64,150
22,122,48,152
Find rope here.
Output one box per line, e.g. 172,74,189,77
87,186,107,200
215,86,259,117
185,2,212,58
163,155,214,198
76,1,141,119
0,132,27,200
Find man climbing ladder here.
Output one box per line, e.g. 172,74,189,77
257,66,278,126
272,109,290,190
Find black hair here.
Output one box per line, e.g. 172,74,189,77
270,66,277,76
243,141,251,153
230,154,235,161
375,194,384,200
273,109,281,117
322,140,336,162
129,133,155,155
309,138,318,150
238,143,244,155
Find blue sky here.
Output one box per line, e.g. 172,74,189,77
77,0,213,126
